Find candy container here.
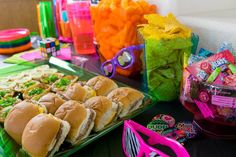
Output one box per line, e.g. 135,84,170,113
181,48,236,138
90,0,157,76
181,74,236,138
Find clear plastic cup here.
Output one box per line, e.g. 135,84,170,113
67,0,95,55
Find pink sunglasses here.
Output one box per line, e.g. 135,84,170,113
122,120,190,157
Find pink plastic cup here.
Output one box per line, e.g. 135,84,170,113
67,0,95,55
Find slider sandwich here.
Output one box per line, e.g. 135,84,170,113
22,114,70,157
38,93,65,114
40,73,64,85
0,89,14,99
107,87,144,118
14,80,40,92
85,96,118,132
29,65,58,80
23,84,50,100
54,100,96,144
4,101,46,145
86,76,118,96
0,97,21,122
60,83,96,102
52,75,79,92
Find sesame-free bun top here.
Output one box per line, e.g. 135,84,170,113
85,96,118,132
61,83,87,102
54,100,94,143
38,93,65,114
22,114,69,157
86,76,118,96
107,87,144,118
4,101,44,145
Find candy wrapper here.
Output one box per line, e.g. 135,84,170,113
218,42,235,57
228,64,236,74
198,48,214,58
147,114,198,144
186,50,235,81
224,74,236,87
139,14,192,101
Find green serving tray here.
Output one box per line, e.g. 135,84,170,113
0,57,156,157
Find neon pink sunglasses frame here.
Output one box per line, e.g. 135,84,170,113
122,120,190,157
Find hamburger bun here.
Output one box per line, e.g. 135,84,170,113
86,76,118,96
38,93,65,114
54,100,96,144
60,83,87,102
22,114,70,157
4,101,46,145
85,96,118,132
107,87,144,118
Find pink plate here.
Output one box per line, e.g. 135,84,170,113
0,28,30,42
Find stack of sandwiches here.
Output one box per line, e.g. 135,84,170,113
2,71,144,157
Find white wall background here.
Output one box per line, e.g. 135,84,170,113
147,0,236,16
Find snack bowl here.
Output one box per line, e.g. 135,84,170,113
181,73,236,139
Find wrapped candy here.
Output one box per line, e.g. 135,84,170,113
218,42,235,57
224,74,236,87
198,48,214,58
187,50,235,81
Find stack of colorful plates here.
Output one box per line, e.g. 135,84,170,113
0,28,32,54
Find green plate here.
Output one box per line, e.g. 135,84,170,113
0,57,156,157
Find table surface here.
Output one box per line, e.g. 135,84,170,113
0,54,235,157
0,55,12,68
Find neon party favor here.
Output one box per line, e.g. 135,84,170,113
101,45,144,78
123,120,190,157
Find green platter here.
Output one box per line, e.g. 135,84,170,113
0,57,156,157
